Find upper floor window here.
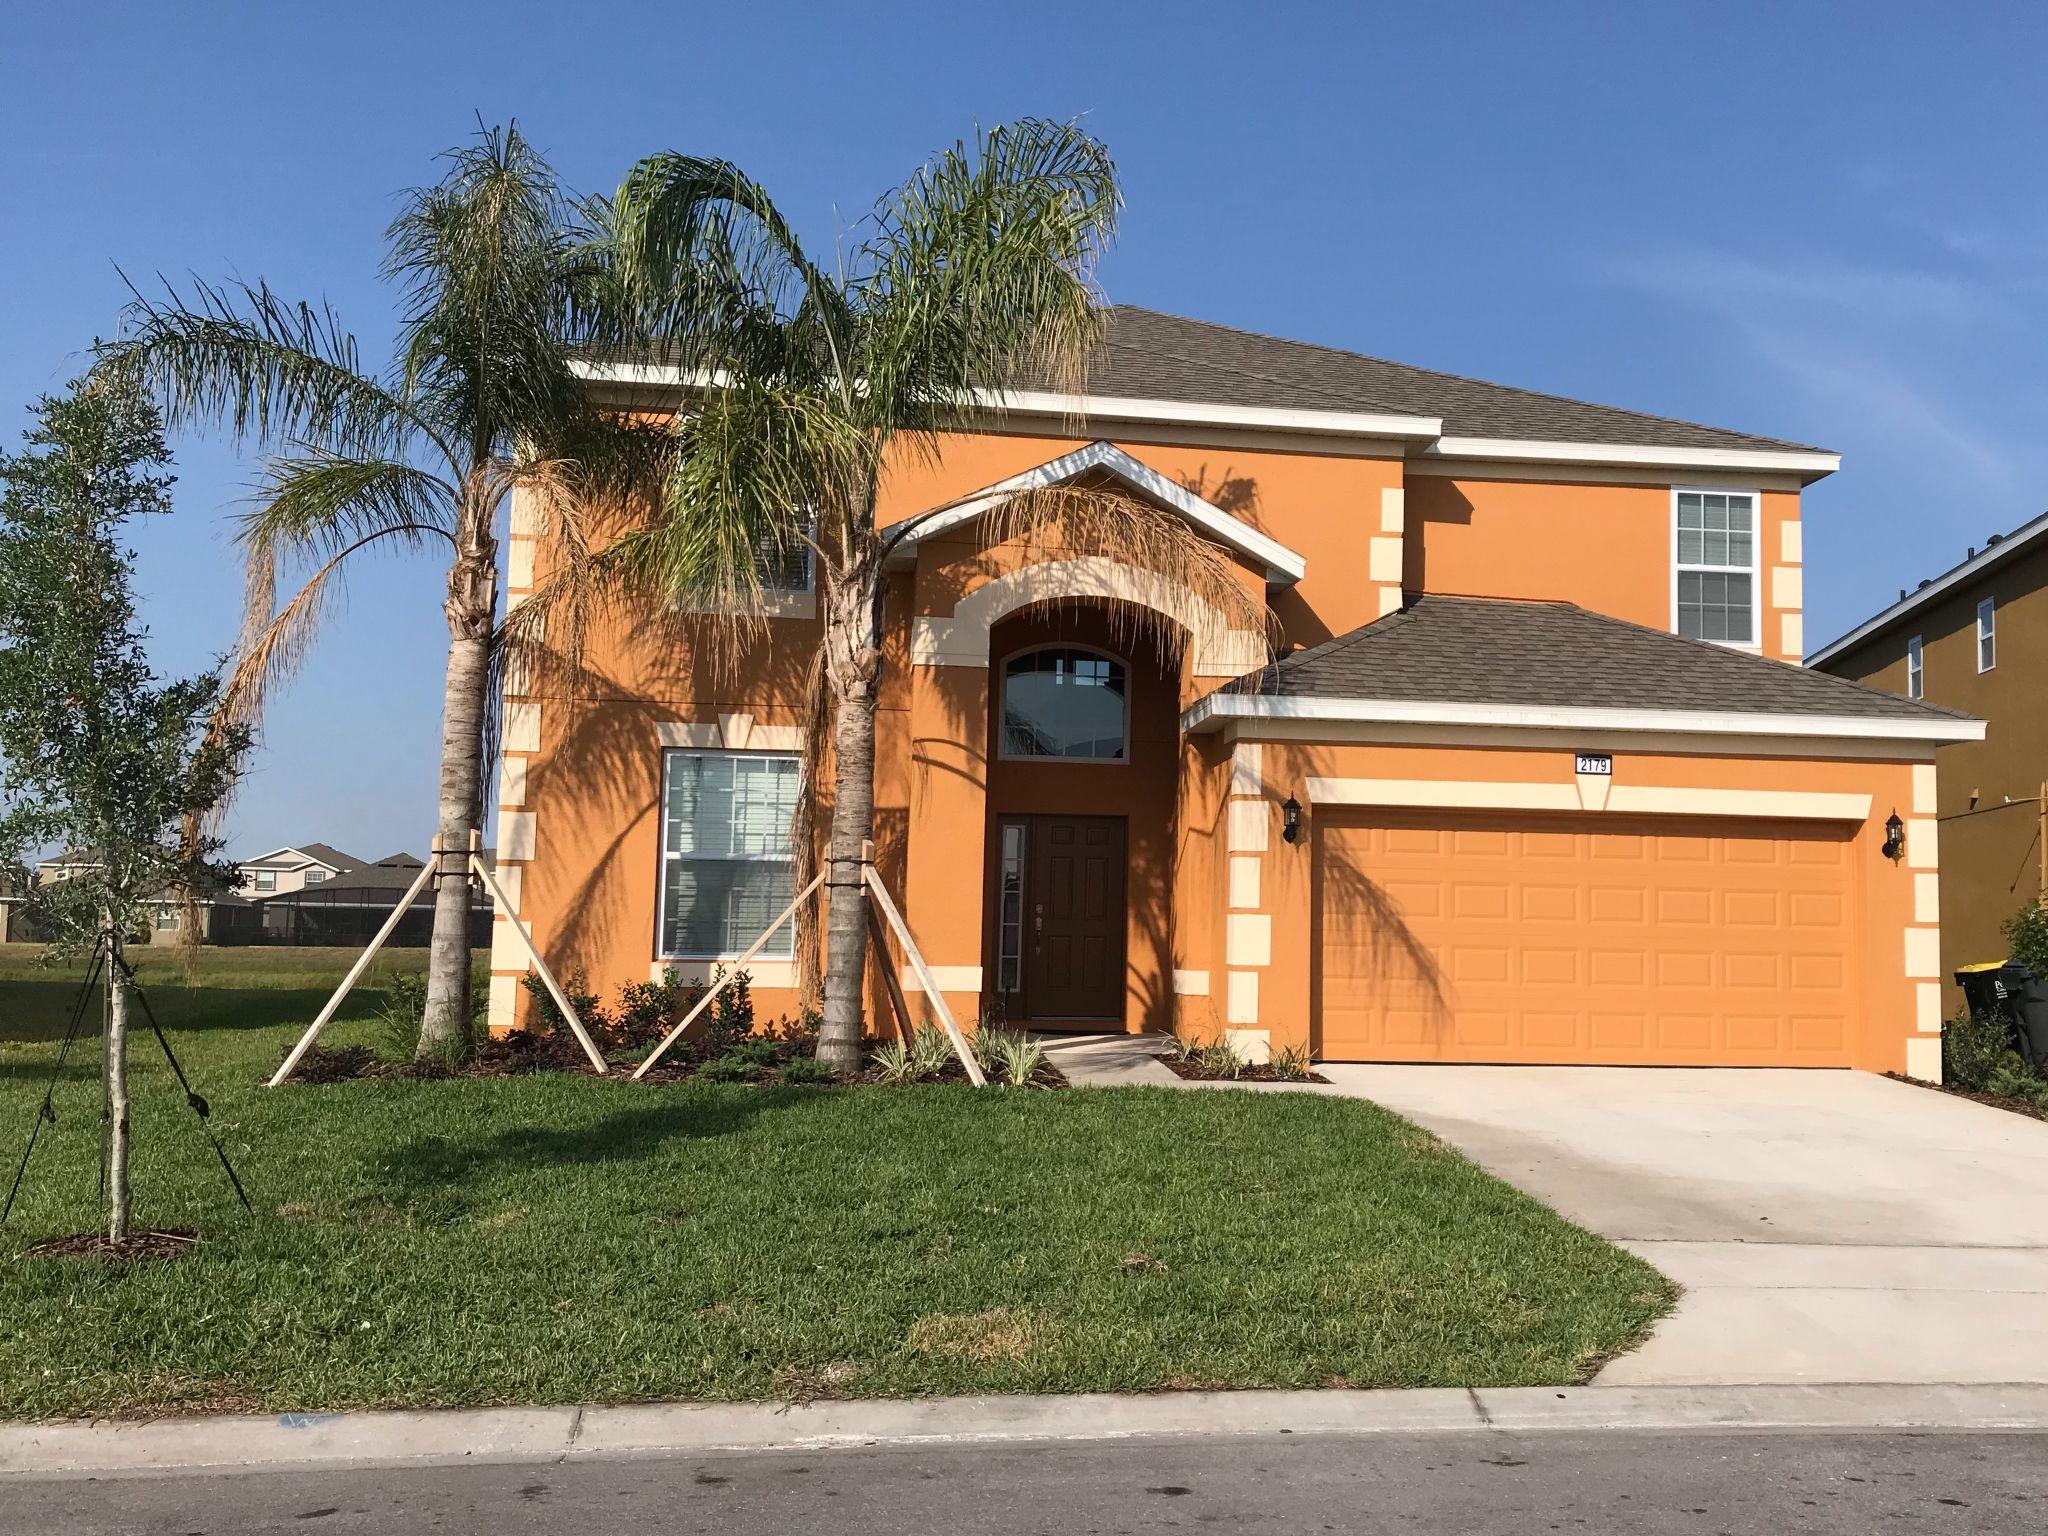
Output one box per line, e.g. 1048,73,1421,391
659,749,800,957
1907,634,1924,699
1674,491,1757,645
754,530,814,594
253,869,276,892
1001,647,1127,761
304,869,326,884
1977,597,1996,673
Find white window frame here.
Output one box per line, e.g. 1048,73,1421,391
996,643,1132,765
1671,487,1762,649
304,868,326,884
1907,634,1924,700
656,747,802,961
253,869,276,892
1977,597,1996,673
154,903,178,931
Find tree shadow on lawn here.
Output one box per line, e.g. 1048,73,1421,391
367,1089,815,1216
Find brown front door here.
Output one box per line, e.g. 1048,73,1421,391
1009,815,1125,1022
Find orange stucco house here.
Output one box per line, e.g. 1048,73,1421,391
490,308,1981,1078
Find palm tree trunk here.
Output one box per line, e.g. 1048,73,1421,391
418,514,497,1061
104,933,132,1244
817,568,882,1072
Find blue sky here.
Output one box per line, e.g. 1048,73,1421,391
3,2,2041,858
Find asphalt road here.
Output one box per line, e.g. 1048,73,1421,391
9,1427,2048,1534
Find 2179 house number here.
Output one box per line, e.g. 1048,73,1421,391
1574,753,1613,776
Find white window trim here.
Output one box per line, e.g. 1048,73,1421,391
1671,486,1762,650
656,746,802,963
253,870,276,892
1907,634,1924,700
1977,597,1996,674
996,643,1132,766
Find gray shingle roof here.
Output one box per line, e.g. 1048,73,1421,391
1214,596,1971,722
1031,307,1825,454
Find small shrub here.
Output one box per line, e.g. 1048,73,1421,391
730,1035,780,1068
1162,1031,1203,1064
1193,1038,1246,1080
1987,1058,2048,1109
1269,1042,1313,1081
520,968,607,1037
698,1053,762,1084
1944,1008,2020,1092
871,1038,917,1085
2003,900,2048,983
613,972,678,1047
371,972,430,1063
779,1055,835,1085
909,1026,955,1079
976,1026,1045,1086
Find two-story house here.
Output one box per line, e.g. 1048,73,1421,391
1810,511,2048,1007
490,307,1979,1078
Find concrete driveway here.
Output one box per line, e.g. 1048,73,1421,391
1320,1065,2048,1387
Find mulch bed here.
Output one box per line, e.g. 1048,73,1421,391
24,1228,198,1263
287,1037,1070,1089
1162,1057,1329,1085
1885,1071,2048,1122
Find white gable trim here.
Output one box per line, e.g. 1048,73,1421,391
882,440,1307,584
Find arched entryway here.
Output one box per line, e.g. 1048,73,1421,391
982,604,1181,1032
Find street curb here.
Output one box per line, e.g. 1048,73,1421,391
6,1383,2048,1479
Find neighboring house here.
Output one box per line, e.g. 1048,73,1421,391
1809,510,2048,1008
493,305,1980,1078
234,842,366,897
31,847,254,944
251,850,493,948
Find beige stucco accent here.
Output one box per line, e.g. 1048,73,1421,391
657,718,805,753
1304,775,1871,822
1905,1035,1942,1083
1230,741,1263,796
506,535,536,589
1907,817,1939,870
1904,927,1942,979
490,913,531,972
1779,612,1803,657
1378,586,1404,617
1228,854,1261,909
1225,1028,1273,1065
1917,981,1944,1033
903,964,984,993
1380,487,1405,533
1227,912,1273,968
499,755,529,807
1172,968,1211,997
488,974,520,1032
1912,763,1937,815
1772,565,1804,610
1574,772,1613,812
1226,969,1259,1025
911,556,1266,677
660,958,800,988
503,701,543,754
1914,872,1941,924
1368,536,1402,584
498,811,537,862
1781,520,1803,564
1227,798,1269,853
718,712,755,750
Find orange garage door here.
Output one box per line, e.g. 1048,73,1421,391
1317,811,1860,1065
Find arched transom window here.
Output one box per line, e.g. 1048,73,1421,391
1001,647,1128,761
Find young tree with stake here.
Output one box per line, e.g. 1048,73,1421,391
0,371,244,1244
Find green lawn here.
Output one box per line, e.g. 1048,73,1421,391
0,946,1674,1419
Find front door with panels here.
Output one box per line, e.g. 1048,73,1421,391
993,814,1127,1024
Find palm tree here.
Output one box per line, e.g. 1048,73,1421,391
532,119,1270,1070
99,124,658,1060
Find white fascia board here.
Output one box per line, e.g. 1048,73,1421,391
1423,436,1840,480
1179,692,1986,744
884,439,1308,583
1806,507,2048,667
566,360,1440,445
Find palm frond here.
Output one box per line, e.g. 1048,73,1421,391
99,275,439,459
239,451,459,564
852,118,1118,440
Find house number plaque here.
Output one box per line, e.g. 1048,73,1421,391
1574,753,1613,776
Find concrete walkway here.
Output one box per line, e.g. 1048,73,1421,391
1321,1065,2048,1387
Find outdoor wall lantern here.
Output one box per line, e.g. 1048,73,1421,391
1882,810,1906,863
1282,796,1303,845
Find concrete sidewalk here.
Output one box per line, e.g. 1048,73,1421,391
9,1382,2048,1480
